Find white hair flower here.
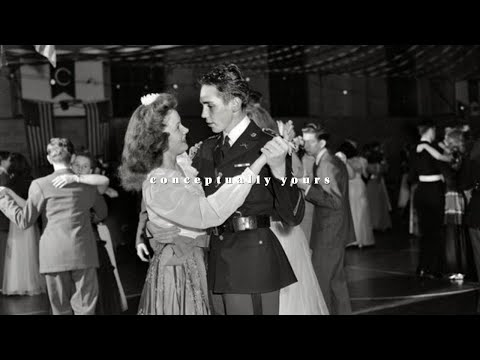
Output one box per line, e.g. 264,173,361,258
141,93,161,106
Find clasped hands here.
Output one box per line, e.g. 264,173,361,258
0,186,8,198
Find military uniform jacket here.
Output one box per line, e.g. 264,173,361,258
193,120,305,294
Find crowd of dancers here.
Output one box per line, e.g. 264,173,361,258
0,146,127,314
399,121,480,286
1,61,479,315
120,63,394,315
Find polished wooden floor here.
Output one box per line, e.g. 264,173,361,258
347,232,480,315
1,212,479,315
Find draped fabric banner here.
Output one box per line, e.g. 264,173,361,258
34,45,56,68
22,99,55,176
50,61,76,98
84,101,111,159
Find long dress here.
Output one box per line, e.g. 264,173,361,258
137,153,257,315
97,222,128,312
272,221,329,315
409,184,421,237
91,195,127,315
442,161,476,279
366,163,392,231
348,157,375,247
2,175,46,296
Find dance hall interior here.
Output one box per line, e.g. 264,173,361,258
0,44,479,315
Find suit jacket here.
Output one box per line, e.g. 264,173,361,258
0,168,106,274
192,120,305,293
306,150,356,250
459,156,480,229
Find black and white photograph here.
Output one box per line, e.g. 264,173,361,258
0,44,479,315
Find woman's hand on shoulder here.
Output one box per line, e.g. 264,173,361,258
52,174,78,188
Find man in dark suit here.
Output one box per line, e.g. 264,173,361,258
296,124,355,315
459,135,480,311
192,64,305,315
0,139,106,315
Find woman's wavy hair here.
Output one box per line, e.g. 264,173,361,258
246,104,278,133
8,152,32,179
444,126,468,154
337,141,359,159
118,93,177,192
199,63,250,110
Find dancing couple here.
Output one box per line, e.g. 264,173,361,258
121,63,330,315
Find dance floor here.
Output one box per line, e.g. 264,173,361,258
1,214,479,315
347,224,480,315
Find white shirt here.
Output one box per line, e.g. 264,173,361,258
223,116,251,146
420,136,431,143
315,148,328,166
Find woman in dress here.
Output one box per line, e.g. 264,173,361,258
338,141,375,248
365,142,392,231
417,126,476,280
246,103,329,315
2,153,46,296
119,93,274,315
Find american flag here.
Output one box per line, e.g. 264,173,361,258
0,45,7,68
34,45,56,67
22,100,55,175
84,101,111,159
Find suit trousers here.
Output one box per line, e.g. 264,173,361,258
311,246,352,315
414,182,445,274
45,267,99,315
210,291,280,315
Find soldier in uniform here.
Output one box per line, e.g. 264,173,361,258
193,64,305,315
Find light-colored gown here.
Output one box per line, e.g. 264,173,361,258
272,222,329,315
348,157,375,247
366,163,392,231
273,153,329,315
2,222,46,296
2,175,46,296
138,153,256,315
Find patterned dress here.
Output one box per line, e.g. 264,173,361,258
137,153,256,315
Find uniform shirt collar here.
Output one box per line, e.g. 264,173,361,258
223,116,251,146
